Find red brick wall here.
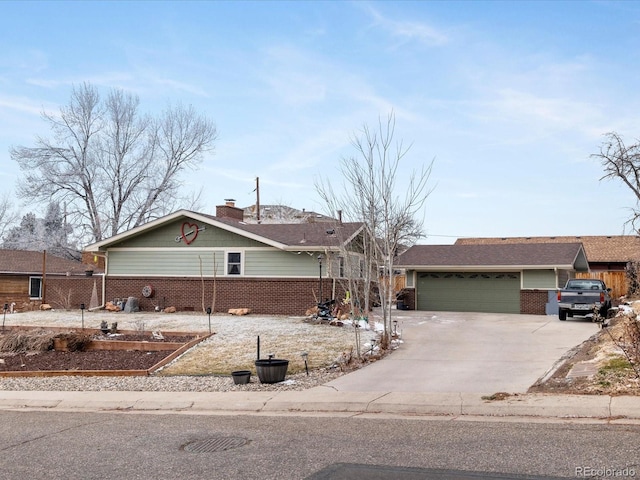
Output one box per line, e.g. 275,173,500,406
400,288,416,309
520,290,548,315
45,275,103,310
215,205,244,221
105,277,339,315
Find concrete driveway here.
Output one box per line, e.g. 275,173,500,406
325,310,599,395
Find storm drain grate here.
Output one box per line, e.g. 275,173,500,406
182,436,249,453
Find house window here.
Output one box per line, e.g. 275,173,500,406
29,277,42,299
227,252,242,275
339,257,345,277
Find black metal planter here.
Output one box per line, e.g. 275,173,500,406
254,359,289,384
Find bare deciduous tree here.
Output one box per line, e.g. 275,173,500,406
317,112,434,347
11,82,217,244
2,201,77,259
0,192,19,240
594,132,640,232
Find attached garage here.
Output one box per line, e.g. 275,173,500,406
416,271,521,313
397,243,589,315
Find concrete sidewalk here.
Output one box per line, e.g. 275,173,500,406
0,387,638,423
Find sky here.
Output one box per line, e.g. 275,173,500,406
2,1,640,245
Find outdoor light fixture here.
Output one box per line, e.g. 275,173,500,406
393,319,398,336
80,303,85,330
206,306,212,333
301,351,309,376
317,254,324,302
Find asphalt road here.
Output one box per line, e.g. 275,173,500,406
326,311,598,394
0,411,638,479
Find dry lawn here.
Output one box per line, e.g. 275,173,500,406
2,310,380,376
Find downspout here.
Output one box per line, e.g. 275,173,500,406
41,250,47,305
89,251,107,312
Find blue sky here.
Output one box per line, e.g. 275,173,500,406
1,1,640,244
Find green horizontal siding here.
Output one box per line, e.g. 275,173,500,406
108,250,225,276
406,270,415,288
108,249,323,277
111,218,266,248
522,269,556,289
244,250,320,276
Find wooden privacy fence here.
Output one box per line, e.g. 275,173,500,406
378,275,407,294
576,271,628,298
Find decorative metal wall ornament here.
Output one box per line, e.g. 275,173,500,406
175,222,206,244
142,285,154,298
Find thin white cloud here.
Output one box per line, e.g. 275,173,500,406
363,3,449,47
0,49,49,73
0,96,46,116
258,45,329,106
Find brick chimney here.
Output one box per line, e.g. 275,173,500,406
216,199,244,221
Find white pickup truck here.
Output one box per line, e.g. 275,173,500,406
557,279,612,321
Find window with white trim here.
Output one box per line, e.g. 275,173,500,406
227,252,242,275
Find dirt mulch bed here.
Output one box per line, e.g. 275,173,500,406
0,328,206,374
0,350,171,372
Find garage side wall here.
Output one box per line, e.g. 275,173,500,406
520,290,548,315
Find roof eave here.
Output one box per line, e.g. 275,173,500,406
400,264,576,271
282,245,343,252
85,210,290,251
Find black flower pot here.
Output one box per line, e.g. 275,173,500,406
231,370,251,385
254,359,289,384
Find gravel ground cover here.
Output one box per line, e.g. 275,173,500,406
0,309,384,392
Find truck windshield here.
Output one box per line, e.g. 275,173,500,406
567,280,602,290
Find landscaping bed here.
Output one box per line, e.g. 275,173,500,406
0,350,171,373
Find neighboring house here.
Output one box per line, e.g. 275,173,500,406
84,201,364,315
456,236,640,297
396,243,589,315
0,249,101,311
242,204,335,224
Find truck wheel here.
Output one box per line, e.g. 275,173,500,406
559,309,567,321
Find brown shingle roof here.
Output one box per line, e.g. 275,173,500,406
210,216,363,248
397,243,585,268
0,250,93,275
455,236,640,263
85,209,364,252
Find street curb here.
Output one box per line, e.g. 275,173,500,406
0,390,638,422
